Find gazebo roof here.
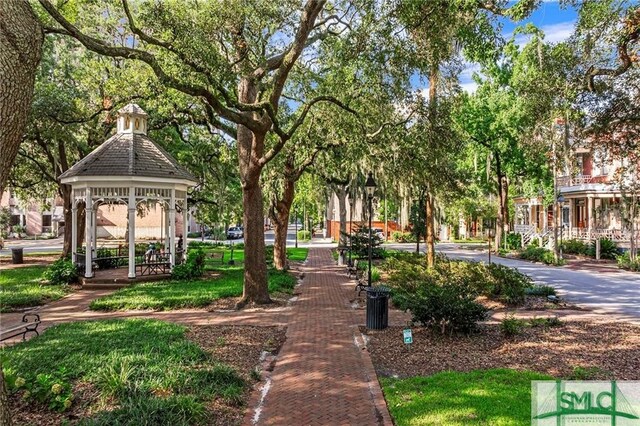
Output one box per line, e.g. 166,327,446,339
59,104,196,184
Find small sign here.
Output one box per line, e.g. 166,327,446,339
403,328,413,345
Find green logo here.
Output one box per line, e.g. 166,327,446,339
532,381,640,425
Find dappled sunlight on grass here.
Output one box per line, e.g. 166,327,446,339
382,369,553,426
0,265,70,312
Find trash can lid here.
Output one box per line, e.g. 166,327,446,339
365,285,391,294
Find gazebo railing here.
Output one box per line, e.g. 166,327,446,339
75,244,183,276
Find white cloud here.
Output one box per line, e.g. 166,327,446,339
460,82,478,94
511,20,575,46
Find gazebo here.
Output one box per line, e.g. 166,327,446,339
59,104,197,279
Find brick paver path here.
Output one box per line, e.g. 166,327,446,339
249,248,392,425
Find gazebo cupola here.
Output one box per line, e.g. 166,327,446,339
59,104,197,279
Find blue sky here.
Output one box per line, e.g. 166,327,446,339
457,0,579,93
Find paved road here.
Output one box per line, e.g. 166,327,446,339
0,225,329,256
386,242,640,320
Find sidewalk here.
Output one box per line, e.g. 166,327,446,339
246,248,392,425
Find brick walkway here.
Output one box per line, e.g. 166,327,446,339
247,248,392,426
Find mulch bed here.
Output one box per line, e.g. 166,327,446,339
7,324,287,426
0,255,58,268
364,321,640,380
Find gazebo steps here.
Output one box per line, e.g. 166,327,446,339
81,271,171,288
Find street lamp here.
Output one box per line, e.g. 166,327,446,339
349,196,354,266
487,227,495,264
365,172,377,287
294,208,298,249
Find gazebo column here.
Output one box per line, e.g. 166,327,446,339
71,204,77,263
91,207,98,259
169,189,176,268
128,189,136,279
164,204,170,253
84,189,93,278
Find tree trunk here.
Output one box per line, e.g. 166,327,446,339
237,77,270,306
270,176,295,271
0,362,11,426
0,0,43,194
425,191,435,268
336,185,348,246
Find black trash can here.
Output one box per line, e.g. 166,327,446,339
365,286,390,330
11,248,24,264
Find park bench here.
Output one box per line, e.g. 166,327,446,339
210,251,225,264
347,259,359,278
0,314,41,342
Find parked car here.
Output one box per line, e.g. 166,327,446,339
226,226,244,239
373,227,385,240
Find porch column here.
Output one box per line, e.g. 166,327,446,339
543,205,548,230
587,196,594,238
169,189,176,267
84,189,93,278
71,204,77,263
128,188,136,279
184,195,188,261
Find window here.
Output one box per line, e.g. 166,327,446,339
42,214,52,227
10,215,20,226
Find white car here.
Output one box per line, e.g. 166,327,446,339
373,228,385,240
226,226,244,239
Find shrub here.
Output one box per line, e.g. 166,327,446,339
485,263,531,304
43,258,78,285
392,231,416,243
525,284,556,296
519,246,564,265
529,316,562,328
617,251,640,271
265,245,274,265
505,233,522,250
171,249,206,280
587,238,621,260
387,259,489,334
232,242,245,250
500,315,527,337
561,238,588,255
347,224,385,259
187,232,201,238
297,230,311,241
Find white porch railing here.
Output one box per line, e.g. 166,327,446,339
557,175,593,187
514,224,535,234
514,225,633,243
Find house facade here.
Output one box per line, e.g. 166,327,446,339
514,145,632,245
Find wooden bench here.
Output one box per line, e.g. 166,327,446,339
210,251,225,264
0,314,41,342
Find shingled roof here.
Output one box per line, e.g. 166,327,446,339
58,132,196,182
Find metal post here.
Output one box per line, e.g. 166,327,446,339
488,235,491,264
368,195,373,287
349,198,353,265
294,209,298,249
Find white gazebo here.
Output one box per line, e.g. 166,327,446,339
59,104,197,279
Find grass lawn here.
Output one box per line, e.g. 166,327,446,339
381,369,553,426
285,247,309,262
0,265,70,312
90,267,297,311
3,319,245,425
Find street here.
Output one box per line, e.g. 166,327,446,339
386,242,640,320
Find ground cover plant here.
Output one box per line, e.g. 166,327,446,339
381,369,553,426
518,245,565,265
2,319,254,425
0,265,71,312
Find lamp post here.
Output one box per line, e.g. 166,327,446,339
349,196,354,266
294,208,298,249
488,227,495,264
558,194,565,259
365,172,377,287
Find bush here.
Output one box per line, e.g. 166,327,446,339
587,238,621,260
485,263,531,304
525,284,557,296
505,233,522,250
187,232,201,238
391,231,416,243
43,258,78,285
519,246,564,265
386,259,488,334
561,238,588,255
500,315,527,337
171,250,206,280
347,224,385,259
297,230,311,241
617,251,640,271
